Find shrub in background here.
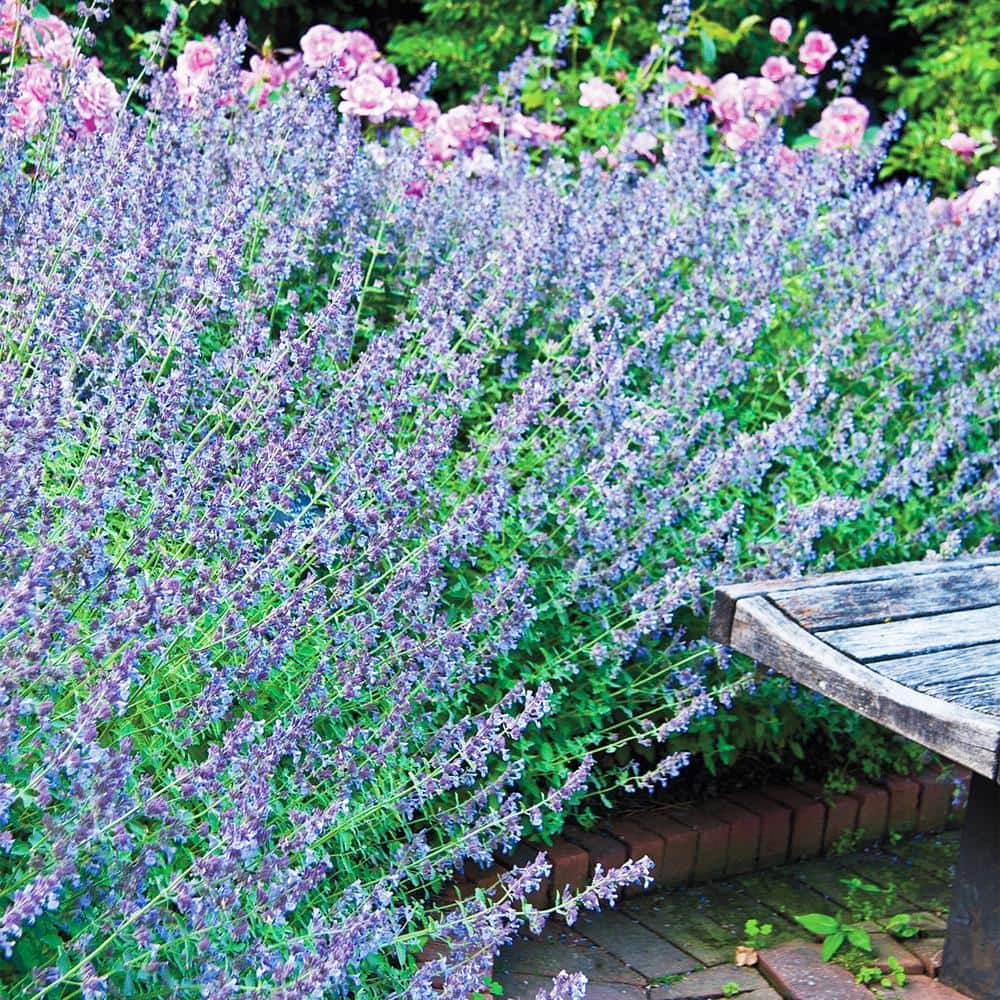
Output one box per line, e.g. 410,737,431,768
56,0,1000,191
1,3,998,997
881,0,999,193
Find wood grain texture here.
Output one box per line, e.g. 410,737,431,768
822,606,999,661
771,565,1000,631
708,553,1000,643
727,597,1000,779
874,643,1000,717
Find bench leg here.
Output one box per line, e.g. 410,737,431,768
939,772,1000,999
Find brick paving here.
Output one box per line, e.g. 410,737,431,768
495,833,972,999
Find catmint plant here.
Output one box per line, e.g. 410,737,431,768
0,4,996,998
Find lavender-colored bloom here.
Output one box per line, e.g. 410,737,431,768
0,6,995,997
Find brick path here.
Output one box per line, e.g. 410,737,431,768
496,833,971,999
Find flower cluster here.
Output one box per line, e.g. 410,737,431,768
0,7,996,999
3,0,118,136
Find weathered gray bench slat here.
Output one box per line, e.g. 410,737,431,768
709,553,1000,1000
772,564,1000,630
725,593,1000,779
876,643,1000,716
822,605,1000,662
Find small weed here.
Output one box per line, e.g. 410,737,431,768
794,912,873,961
883,913,920,939
722,982,741,997
742,918,773,950
830,828,865,856
841,875,894,920
856,954,906,991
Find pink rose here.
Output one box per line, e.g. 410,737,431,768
723,118,762,151
940,132,979,161
424,130,457,163
338,73,394,120
663,65,711,106
240,54,284,108
741,76,782,116
175,37,219,105
810,96,868,152
0,0,27,52
300,25,345,69
388,89,418,119
769,17,792,44
709,73,744,126
358,58,399,88
9,92,46,136
508,112,564,146
342,30,378,65
73,64,119,133
436,105,489,148
594,144,620,169
409,97,440,131
476,103,503,130
798,31,837,75
630,130,658,162
761,55,795,83
25,15,75,67
967,166,1000,213
578,77,620,109
281,53,303,81
528,119,565,144
20,61,55,102
776,145,799,173
462,146,496,177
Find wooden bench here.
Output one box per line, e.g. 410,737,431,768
709,553,1000,1000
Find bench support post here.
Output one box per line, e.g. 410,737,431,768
940,772,1000,999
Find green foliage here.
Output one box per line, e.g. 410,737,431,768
856,955,906,990
794,912,873,961
68,0,418,85
668,653,928,784
743,918,774,950
881,0,1000,193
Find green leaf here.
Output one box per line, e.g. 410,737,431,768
822,930,846,961
795,913,841,936
699,28,717,65
846,927,872,952
30,3,50,17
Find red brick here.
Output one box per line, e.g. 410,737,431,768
725,790,792,868
701,799,761,875
757,942,872,999
761,786,825,860
599,818,665,895
545,836,590,899
881,774,920,835
870,932,924,975
916,770,953,833
948,766,971,829
463,859,509,898
799,782,860,853
667,806,730,883
895,975,971,999
497,841,551,910
631,811,697,887
846,781,889,844
562,825,629,879
437,877,476,907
